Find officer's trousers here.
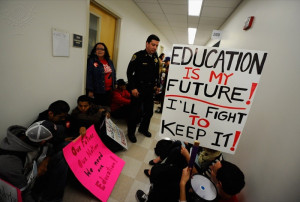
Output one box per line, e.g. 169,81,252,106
127,86,154,136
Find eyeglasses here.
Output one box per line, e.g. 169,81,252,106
96,48,105,51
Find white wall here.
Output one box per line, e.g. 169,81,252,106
94,0,172,80
0,0,89,135
0,0,172,137
206,0,300,201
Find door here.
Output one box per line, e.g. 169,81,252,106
89,1,117,62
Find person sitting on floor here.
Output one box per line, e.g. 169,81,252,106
70,95,110,136
33,100,71,151
70,95,123,152
110,79,131,119
0,121,69,202
179,160,245,202
138,141,224,202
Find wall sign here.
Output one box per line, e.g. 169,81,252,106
52,28,69,57
73,34,83,48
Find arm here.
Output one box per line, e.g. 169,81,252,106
127,54,139,97
37,157,50,177
179,167,191,202
86,58,95,96
108,59,117,90
181,146,198,175
112,90,131,105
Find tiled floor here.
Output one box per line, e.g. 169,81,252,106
63,105,162,202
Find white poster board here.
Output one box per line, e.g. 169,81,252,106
105,118,128,150
52,28,69,57
159,45,268,154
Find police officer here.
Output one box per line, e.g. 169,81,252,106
126,34,160,143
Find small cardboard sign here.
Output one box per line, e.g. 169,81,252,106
105,118,128,150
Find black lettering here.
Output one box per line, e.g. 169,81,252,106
171,46,182,65
205,49,218,68
231,87,247,102
161,120,176,136
249,52,267,75
182,47,193,65
193,48,206,67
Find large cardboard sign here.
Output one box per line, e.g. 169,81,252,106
0,178,22,202
63,125,125,202
105,118,128,150
160,45,267,154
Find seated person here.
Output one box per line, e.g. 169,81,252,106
70,95,110,135
110,79,131,119
34,100,70,127
71,95,123,152
0,121,68,202
179,160,245,202
33,100,71,150
138,142,224,202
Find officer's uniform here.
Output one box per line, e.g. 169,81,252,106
126,49,160,139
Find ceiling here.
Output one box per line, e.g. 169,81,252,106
133,0,243,46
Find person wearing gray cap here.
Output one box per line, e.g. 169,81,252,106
0,120,68,202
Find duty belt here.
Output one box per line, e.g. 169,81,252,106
139,81,154,85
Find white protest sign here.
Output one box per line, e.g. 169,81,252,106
159,45,267,154
105,118,128,150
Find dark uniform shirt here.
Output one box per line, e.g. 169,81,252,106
127,49,160,90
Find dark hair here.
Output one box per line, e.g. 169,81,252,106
77,95,92,104
48,100,70,116
217,160,245,196
159,53,165,60
146,34,160,43
89,42,110,60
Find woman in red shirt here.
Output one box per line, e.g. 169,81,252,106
86,42,116,107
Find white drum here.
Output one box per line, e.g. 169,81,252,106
190,174,217,201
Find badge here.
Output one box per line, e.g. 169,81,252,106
94,62,98,68
66,121,70,128
154,58,158,63
131,55,137,62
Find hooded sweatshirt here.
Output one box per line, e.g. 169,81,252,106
0,125,42,191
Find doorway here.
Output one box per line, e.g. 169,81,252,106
88,1,119,67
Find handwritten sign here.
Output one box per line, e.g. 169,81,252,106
105,118,128,150
0,178,22,202
52,28,69,57
63,125,125,202
159,45,267,154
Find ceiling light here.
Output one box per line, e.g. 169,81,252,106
188,0,203,16
188,28,197,44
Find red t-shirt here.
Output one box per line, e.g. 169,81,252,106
100,59,113,91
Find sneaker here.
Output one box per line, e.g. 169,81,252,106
136,190,148,202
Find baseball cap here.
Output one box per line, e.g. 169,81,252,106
25,120,56,142
164,57,170,62
117,79,126,86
